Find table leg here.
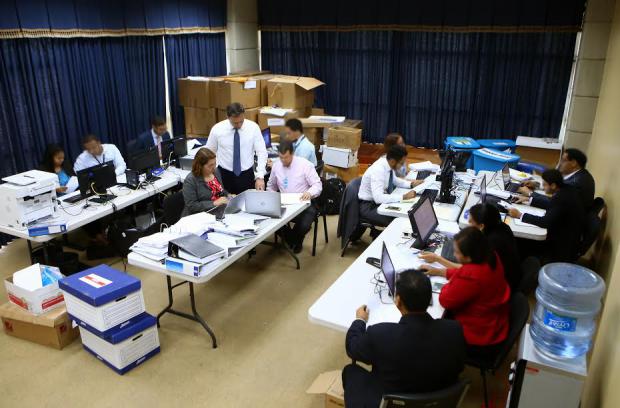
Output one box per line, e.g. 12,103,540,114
156,276,218,348
27,240,35,264
260,240,300,270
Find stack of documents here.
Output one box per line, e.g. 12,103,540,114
165,212,216,236
169,235,226,265
130,231,186,261
409,161,440,173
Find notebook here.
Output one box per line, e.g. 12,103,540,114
168,235,225,265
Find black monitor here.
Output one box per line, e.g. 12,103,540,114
262,128,272,149
438,165,456,204
480,174,487,203
161,137,187,167
408,196,439,250
128,146,160,176
381,242,396,297
76,161,116,197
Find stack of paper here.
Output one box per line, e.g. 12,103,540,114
130,231,186,261
205,232,255,257
166,212,216,236
409,161,440,173
281,193,310,205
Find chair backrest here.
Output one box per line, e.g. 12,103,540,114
517,256,541,295
492,292,530,370
163,191,185,226
337,177,363,244
126,139,139,157
380,379,471,408
579,197,606,256
315,160,324,177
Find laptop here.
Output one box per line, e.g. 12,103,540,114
244,191,285,218
381,242,396,298
207,192,246,220
502,163,521,193
263,128,280,159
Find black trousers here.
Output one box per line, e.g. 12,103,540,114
281,206,317,248
359,200,393,227
342,364,383,408
218,166,255,195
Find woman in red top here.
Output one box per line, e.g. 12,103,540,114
181,148,229,217
422,227,511,354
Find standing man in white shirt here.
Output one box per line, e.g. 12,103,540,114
358,144,422,227
206,103,268,194
74,134,126,176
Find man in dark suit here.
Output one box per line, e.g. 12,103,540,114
342,270,466,407
135,116,171,157
519,148,595,210
510,169,585,264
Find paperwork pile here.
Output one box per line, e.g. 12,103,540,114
130,231,186,262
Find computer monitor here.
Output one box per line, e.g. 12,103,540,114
262,128,272,149
438,165,456,204
501,162,511,187
161,137,188,167
381,242,396,297
408,196,439,250
128,146,160,177
480,174,487,203
76,161,116,197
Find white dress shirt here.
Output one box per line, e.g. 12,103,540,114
74,143,126,176
152,129,162,157
206,119,267,178
358,157,411,204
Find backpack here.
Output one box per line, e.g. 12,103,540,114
321,178,346,215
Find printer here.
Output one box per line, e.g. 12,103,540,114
0,170,59,229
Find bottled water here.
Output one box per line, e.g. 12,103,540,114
530,263,605,359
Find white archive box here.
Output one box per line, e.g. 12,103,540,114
59,265,145,333
322,146,358,168
79,313,160,375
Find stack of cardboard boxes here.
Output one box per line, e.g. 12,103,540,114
0,263,79,349
322,126,363,183
59,265,160,374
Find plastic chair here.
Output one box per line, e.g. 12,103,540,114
464,293,530,408
311,179,329,256
380,379,471,408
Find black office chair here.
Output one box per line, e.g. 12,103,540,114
311,179,329,256
380,379,471,408
464,292,529,408
517,256,541,295
162,191,185,226
578,197,606,258
337,177,384,257
126,139,139,157
315,159,324,178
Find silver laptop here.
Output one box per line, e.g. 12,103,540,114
207,192,246,220
244,191,285,218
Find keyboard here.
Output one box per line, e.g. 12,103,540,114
63,193,91,204
419,189,439,202
89,194,117,204
416,170,432,180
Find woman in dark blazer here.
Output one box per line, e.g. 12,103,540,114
182,148,229,217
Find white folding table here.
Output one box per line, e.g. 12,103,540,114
308,217,459,332
127,202,310,348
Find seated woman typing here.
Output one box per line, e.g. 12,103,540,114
420,203,521,290
39,144,75,195
421,227,511,355
182,148,228,217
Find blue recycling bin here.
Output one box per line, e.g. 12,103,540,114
473,148,520,172
477,139,517,154
444,137,480,169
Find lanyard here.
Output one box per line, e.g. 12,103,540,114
93,152,105,165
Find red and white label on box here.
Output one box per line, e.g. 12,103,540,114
79,274,113,289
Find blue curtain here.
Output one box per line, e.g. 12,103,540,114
261,30,576,147
0,36,165,177
164,33,227,136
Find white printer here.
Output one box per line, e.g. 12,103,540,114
0,170,59,229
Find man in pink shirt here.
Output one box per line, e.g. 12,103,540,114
267,140,322,253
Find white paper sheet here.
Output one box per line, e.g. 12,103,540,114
281,193,310,205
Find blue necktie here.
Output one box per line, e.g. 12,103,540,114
233,128,241,176
387,170,395,194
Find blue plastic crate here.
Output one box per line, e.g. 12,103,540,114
444,137,480,169
477,139,517,154
473,148,520,172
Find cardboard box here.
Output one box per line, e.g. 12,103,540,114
327,127,362,150
178,77,211,109
184,107,217,138
248,74,277,106
323,146,358,168
307,370,345,408
258,107,311,136
4,264,65,315
305,127,325,148
324,164,360,183
267,76,324,109
210,78,261,109
216,106,260,124
0,302,79,349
